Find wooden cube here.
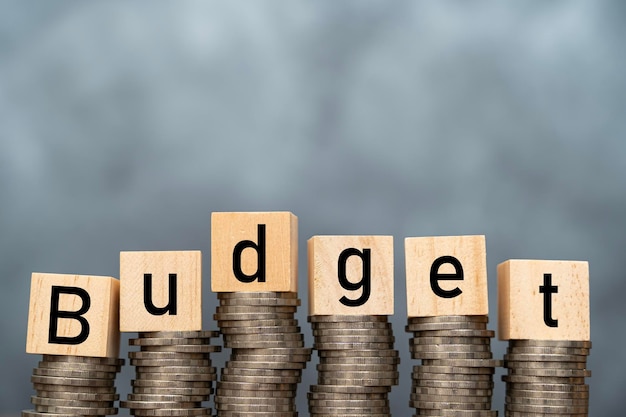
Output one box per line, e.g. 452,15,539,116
211,212,298,292
498,259,590,341
308,236,394,316
26,273,120,358
405,235,488,318
120,251,202,332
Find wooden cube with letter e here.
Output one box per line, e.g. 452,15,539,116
308,235,394,315
498,259,590,341
405,235,488,317
120,250,202,332
26,272,120,357
211,211,298,292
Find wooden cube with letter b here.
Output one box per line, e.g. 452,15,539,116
211,211,298,292
308,235,394,315
404,235,488,317
497,259,590,340
120,250,202,332
26,273,120,357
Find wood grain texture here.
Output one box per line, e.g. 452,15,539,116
308,235,394,315
120,251,202,332
211,212,298,292
26,273,120,357
405,235,488,317
497,259,590,341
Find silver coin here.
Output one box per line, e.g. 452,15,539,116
319,356,400,365
412,371,493,382
505,395,588,406
138,330,219,339
223,333,303,342
408,315,489,324
318,349,398,358
33,404,117,415
121,400,201,409
420,359,503,367
220,325,301,335
308,315,389,323
411,400,490,410
502,374,587,384
317,363,396,372
415,410,497,416
135,372,216,382
410,393,491,404
406,322,488,331
416,380,494,389
504,403,588,413
32,383,116,394
307,391,388,400
128,393,209,402
507,368,591,377
21,410,98,417
129,351,209,360
131,358,211,367
214,312,295,321
30,375,114,387
413,386,492,397
311,321,392,330
216,305,297,314
215,412,295,417
411,344,492,353
32,367,116,380
309,405,390,414
314,334,394,343
129,407,211,416
38,360,120,373
317,377,398,386
216,381,297,391
411,351,493,360
505,382,589,392
225,361,305,371
509,340,591,349
225,340,304,349
129,337,207,346
214,395,294,405
232,347,312,356
131,379,213,388
140,344,221,353
42,355,124,366
409,329,495,338
132,387,213,396
215,403,295,412
413,336,491,345
217,319,299,328
504,353,588,362
317,370,399,379
34,391,119,401
505,360,588,369
506,346,590,356
217,292,298,299
314,342,394,350
312,328,394,336
229,354,310,364
222,366,302,377
219,298,301,306
308,398,388,407
310,384,390,394
220,374,300,384
216,388,294,398
135,365,216,374
415,365,495,375
30,396,112,408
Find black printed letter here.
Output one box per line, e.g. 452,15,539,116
539,273,558,327
338,248,372,307
48,286,90,345
233,224,266,283
430,256,464,299
144,273,177,315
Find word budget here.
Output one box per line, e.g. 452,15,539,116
26,211,590,357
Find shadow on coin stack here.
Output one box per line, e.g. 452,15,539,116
213,292,312,416
23,354,123,417
406,315,501,417
121,330,221,417
308,315,399,417
503,340,591,416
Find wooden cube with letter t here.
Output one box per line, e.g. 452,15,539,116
211,211,298,292
308,236,394,315
120,250,202,332
26,273,120,357
404,235,488,317
498,259,590,340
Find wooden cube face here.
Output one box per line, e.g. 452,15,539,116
308,236,394,316
211,212,298,292
405,236,488,318
120,251,202,332
498,260,590,341
26,273,120,358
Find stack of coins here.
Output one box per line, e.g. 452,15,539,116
308,315,399,417
406,315,500,417
214,292,311,416
503,340,591,416
121,330,221,417
23,354,123,417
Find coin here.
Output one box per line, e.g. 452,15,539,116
421,359,503,367
217,319,299,328
413,387,493,396
415,410,497,416
128,351,209,360
42,355,124,366
509,340,592,348
31,375,114,387
308,315,389,323
214,312,295,320
131,387,213,396
505,360,588,369
408,315,489,323
311,321,392,330
131,379,213,388
140,344,220,353
504,353,587,362
410,393,491,403
416,365,495,375
319,356,400,365
413,336,491,345
310,384,391,394
220,326,301,335
411,351,493,360
506,346,590,355
214,396,294,405
408,329,496,338
411,344,492,353
318,349,398,358
130,408,211,416
217,292,298,299
504,403,588,413
317,363,397,372
32,367,116,379
502,374,587,384
505,382,589,392
33,404,117,415
507,367,591,377
411,400,490,410
30,396,112,408
138,330,219,339
130,358,211,367
37,361,120,372
217,298,301,306
216,305,297,313
32,383,116,394
217,381,297,391
406,322,488,331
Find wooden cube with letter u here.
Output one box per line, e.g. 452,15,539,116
308,235,394,315
120,250,202,332
26,273,120,357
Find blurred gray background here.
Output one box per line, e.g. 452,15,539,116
1,1,624,415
